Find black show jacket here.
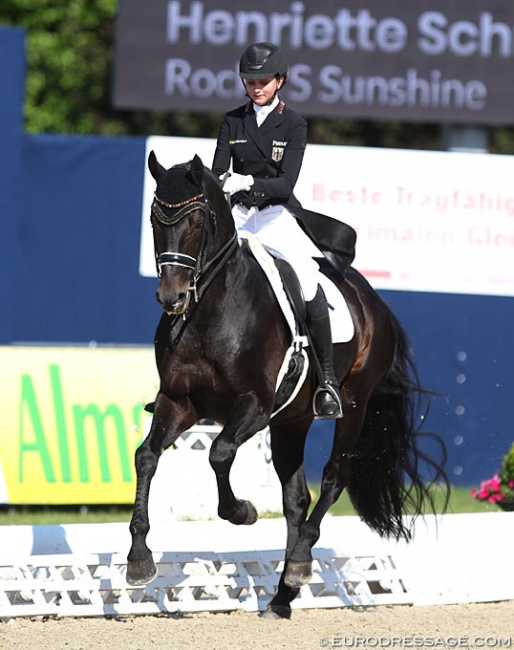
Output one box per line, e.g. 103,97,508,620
212,99,306,211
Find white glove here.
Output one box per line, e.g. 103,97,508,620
220,173,254,195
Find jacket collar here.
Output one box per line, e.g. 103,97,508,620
243,100,286,151
253,96,279,126
259,99,286,135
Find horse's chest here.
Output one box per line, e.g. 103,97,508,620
161,345,242,394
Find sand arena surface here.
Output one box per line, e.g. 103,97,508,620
1,601,513,650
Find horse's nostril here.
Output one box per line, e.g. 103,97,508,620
156,288,189,314
156,288,169,307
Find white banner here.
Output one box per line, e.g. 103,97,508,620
140,136,514,297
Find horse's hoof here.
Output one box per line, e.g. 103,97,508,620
242,500,258,525
126,555,158,586
227,499,258,526
284,560,313,588
260,604,292,620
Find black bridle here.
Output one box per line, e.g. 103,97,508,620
151,189,238,314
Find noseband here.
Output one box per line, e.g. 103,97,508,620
151,188,237,314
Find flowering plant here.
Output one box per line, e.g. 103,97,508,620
471,441,514,504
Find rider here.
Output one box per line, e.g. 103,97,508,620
212,42,344,419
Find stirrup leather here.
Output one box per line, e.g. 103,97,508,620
313,383,343,420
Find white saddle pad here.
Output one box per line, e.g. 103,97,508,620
239,231,355,344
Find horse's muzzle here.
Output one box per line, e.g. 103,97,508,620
156,287,192,315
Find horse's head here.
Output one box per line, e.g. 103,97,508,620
148,152,235,315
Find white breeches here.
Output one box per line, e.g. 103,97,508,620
232,203,321,301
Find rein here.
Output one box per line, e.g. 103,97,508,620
151,192,238,313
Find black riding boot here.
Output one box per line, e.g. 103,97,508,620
305,285,343,419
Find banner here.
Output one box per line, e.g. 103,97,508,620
0,346,157,504
140,137,514,298
114,0,514,124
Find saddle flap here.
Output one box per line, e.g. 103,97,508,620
239,231,354,344
273,258,307,329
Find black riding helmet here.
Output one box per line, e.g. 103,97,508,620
239,42,288,83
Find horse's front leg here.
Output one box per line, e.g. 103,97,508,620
208,392,269,526
126,393,194,585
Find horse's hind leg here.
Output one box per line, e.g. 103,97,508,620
262,421,310,620
126,394,194,585
284,402,368,590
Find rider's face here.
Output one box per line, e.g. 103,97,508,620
244,76,284,105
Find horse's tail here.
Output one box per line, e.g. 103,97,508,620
347,309,450,541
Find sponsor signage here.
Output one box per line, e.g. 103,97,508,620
115,0,514,124
140,136,514,298
0,346,157,504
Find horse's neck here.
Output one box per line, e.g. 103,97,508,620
210,243,279,323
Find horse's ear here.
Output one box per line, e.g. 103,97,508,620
148,151,166,182
189,154,204,188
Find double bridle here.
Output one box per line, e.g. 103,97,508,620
151,189,238,315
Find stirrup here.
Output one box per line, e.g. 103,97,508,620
313,383,343,420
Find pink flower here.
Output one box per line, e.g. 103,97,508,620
471,470,514,502
490,475,501,491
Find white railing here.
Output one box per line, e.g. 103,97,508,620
1,513,513,620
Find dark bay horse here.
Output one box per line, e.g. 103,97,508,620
127,152,448,619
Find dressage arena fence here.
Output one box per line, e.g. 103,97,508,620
1,513,513,620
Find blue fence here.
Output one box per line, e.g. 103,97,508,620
0,27,25,345
14,133,156,344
